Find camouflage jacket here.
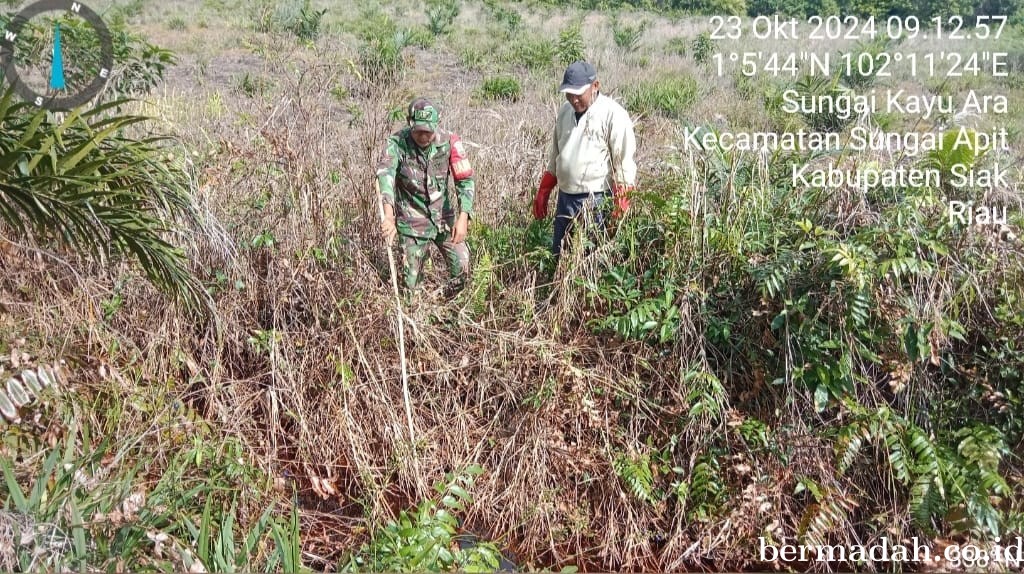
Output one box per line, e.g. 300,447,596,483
375,127,475,239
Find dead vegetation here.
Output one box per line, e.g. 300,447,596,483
2,0,1024,572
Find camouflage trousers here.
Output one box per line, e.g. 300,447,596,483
399,232,470,293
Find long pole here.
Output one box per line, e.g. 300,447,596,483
375,180,416,448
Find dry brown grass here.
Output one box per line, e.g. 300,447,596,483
3,1,1023,572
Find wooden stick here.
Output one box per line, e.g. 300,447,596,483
375,180,416,448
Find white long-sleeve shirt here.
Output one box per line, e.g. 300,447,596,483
546,93,637,195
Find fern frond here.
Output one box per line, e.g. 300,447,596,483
798,490,855,548
883,422,913,485
835,423,866,475
910,473,944,529
614,454,654,503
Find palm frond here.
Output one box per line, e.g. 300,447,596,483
0,85,203,309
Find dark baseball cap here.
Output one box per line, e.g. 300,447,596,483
559,60,597,95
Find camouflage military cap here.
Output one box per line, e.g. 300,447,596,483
408,97,439,132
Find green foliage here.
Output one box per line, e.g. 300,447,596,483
530,0,1021,20
0,90,203,307
747,0,809,17
287,0,328,42
794,477,856,547
235,72,273,97
480,75,522,102
614,453,655,502
569,119,1021,539
611,17,646,51
166,16,188,31
689,0,749,15
458,45,487,70
585,265,682,344
483,0,521,34
684,368,727,424
837,404,1013,537
691,32,715,66
0,398,290,571
404,26,437,48
557,22,587,66
507,36,557,71
357,21,411,86
251,0,326,40
342,466,503,572
921,129,981,190
425,0,460,36
677,452,727,522
622,74,698,119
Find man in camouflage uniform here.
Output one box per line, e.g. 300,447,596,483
376,97,475,295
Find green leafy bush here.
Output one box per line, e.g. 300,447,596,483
426,0,460,36
235,72,273,97
342,466,504,572
558,21,587,66
507,36,557,71
0,89,202,305
611,17,646,51
357,26,411,86
287,0,327,41
788,75,857,132
480,75,522,102
691,31,715,65
839,36,895,90
251,0,326,40
623,74,698,119
166,16,187,31
483,0,521,34
0,390,291,571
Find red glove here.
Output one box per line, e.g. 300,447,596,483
533,172,557,220
612,183,634,218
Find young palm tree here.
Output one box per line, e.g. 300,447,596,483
0,86,203,309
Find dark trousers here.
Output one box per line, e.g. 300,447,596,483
552,191,610,256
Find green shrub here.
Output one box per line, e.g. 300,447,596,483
166,16,187,31
692,32,715,65
483,0,520,34
341,467,504,572
611,17,646,51
623,74,698,119
508,37,557,71
405,25,436,48
235,72,272,97
426,0,460,36
358,31,409,85
788,75,857,132
688,0,749,15
480,75,522,102
288,0,327,42
250,0,325,41
459,45,487,70
839,36,895,90
0,391,293,571
558,21,587,65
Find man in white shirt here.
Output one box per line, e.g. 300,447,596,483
532,60,638,257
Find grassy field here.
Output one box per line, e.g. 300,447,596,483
1,0,1023,571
